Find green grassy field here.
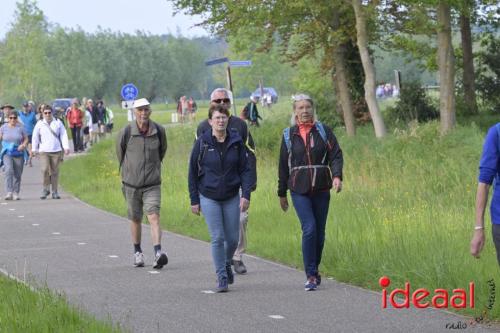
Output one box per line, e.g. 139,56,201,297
0,275,122,332
59,100,500,321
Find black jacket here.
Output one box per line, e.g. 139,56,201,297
197,116,257,190
278,123,343,197
189,129,252,205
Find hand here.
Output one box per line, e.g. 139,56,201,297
64,149,70,155
240,198,250,212
333,177,342,193
470,229,485,258
18,144,25,151
191,204,200,215
279,196,289,212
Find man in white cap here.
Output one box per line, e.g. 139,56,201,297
116,98,168,269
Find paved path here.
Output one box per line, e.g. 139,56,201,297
0,157,498,333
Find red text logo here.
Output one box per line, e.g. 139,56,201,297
379,276,475,309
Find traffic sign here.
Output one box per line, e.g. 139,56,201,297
229,60,252,67
121,83,139,101
205,57,229,66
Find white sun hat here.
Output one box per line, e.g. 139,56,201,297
133,98,150,108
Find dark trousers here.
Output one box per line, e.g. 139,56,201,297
493,224,500,265
71,126,82,151
291,191,330,278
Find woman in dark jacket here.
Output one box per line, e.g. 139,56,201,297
278,94,343,291
189,104,252,292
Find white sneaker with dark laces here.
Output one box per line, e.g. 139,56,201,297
134,252,145,267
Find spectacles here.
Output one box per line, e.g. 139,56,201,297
212,98,231,104
43,112,52,115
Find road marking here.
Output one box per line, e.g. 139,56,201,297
1,202,7,205
18,216,24,218
148,271,160,274
52,232,61,235
32,224,39,226
77,242,86,245
108,255,118,258
9,208,15,211
268,315,285,319
201,290,215,294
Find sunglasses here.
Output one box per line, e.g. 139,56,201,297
9,116,17,119
43,112,52,115
212,98,231,104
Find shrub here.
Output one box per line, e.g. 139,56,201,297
385,81,438,126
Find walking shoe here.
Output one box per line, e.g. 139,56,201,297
52,192,61,199
153,252,168,269
304,277,317,291
4,192,13,200
316,274,322,286
134,252,145,267
40,189,50,200
216,277,229,293
28,159,32,167
12,193,19,201
226,264,234,285
232,260,247,274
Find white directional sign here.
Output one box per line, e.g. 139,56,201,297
229,60,252,67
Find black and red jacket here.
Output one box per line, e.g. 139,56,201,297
278,123,343,197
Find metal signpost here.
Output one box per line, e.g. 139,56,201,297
205,58,252,116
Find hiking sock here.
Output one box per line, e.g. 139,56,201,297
153,244,161,255
134,243,142,253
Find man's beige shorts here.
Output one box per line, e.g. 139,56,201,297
122,184,161,221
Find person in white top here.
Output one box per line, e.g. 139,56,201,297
32,105,70,199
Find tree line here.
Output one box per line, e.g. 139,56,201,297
171,0,500,137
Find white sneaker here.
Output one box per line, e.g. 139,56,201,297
4,192,12,200
134,252,145,267
153,252,168,269
12,193,19,200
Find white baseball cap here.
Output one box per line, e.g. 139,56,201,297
133,98,150,108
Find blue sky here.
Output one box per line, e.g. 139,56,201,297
0,0,209,38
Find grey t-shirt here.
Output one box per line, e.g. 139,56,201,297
0,123,26,145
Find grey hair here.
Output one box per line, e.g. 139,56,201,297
210,88,230,100
290,93,317,125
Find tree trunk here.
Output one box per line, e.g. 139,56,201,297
460,9,478,114
437,2,456,134
351,0,386,138
333,43,356,136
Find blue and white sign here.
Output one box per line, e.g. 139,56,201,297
229,60,252,67
121,83,139,101
205,57,229,66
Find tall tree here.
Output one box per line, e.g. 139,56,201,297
351,0,387,137
0,0,50,103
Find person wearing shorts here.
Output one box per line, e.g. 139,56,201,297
116,98,168,269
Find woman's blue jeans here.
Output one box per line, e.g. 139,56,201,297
290,191,331,278
200,194,240,279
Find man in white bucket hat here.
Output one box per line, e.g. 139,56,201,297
116,98,169,269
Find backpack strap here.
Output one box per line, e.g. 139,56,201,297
119,125,132,169
315,121,328,145
154,123,166,161
197,138,209,177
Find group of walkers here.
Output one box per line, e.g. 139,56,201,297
176,96,197,123
117,88,343,292
0,97,114,201
0,102,69,201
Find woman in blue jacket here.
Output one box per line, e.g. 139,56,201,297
188,104,252,292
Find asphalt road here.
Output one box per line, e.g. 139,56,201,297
0,156,498,333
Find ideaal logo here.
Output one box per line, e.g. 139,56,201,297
379,276,475,309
